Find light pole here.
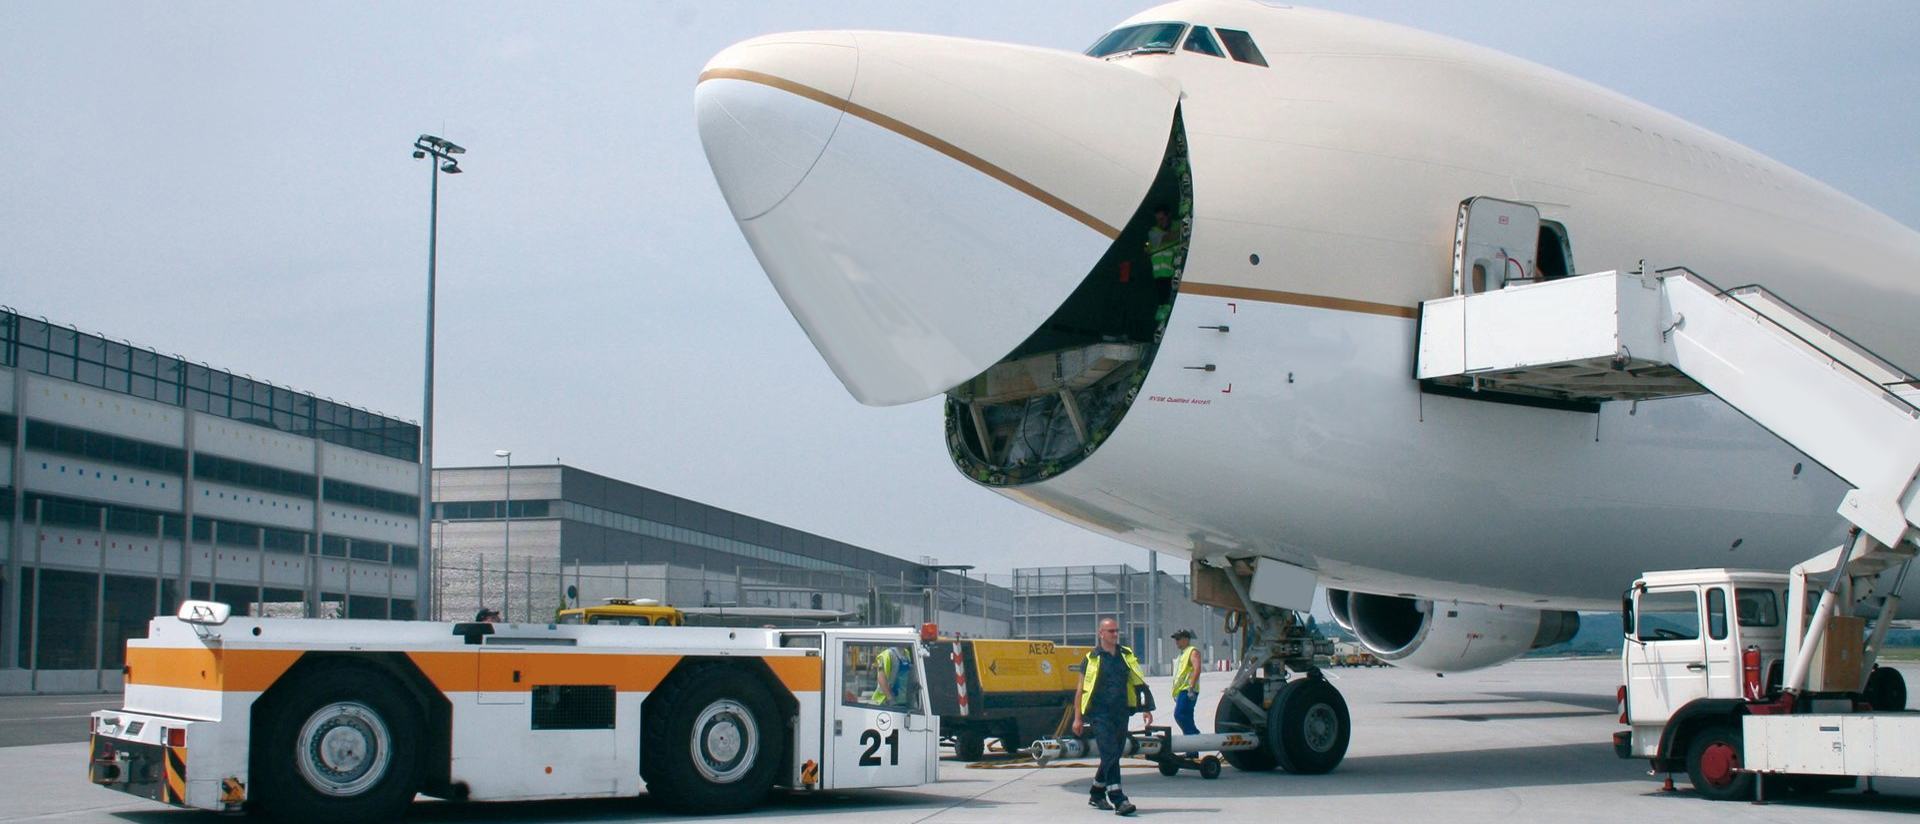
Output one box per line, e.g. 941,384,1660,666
495,449,512,622
412,134,463,621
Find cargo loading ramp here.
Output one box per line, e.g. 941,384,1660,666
1416,267,1920,549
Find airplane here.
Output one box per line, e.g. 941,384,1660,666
695,0,1920,773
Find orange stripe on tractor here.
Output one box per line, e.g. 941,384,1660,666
408,650,823,695
125,648,304,692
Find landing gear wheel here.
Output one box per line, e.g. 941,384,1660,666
1865,666,1907,711
956,728,986,762
1684,723,1754,801
1216,684,1277,772
1272,677,1349,774
1157,759,1181,777
257,665,419,824
642,665,783,813
1199,755,1222,780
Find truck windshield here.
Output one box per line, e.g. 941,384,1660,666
1086,23,1187,58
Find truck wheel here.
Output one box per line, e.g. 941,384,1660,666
997,722,1023,757
955,728,986,761
257,665,419,824
1865,666,1907,711
1216,685,1277,772
1684,724,1754,801
643,665,783,813
1272,677,1349,774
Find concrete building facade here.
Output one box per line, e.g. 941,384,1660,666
1012,564,1231,675
432,465,1014,637
1,309,423,692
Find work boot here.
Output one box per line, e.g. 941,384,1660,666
1113,799,1137,816
1088,785,1112,810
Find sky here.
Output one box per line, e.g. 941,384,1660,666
3,2,1916,580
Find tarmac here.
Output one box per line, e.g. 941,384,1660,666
8,657,1919,823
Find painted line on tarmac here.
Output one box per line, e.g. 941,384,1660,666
0,714,92,723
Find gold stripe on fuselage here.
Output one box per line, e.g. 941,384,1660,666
697,67,1121,240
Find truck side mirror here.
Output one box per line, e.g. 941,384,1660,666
1620,588,1635,637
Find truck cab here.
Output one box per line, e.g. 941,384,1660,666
1616,557,1913,801
1620,568,1788,756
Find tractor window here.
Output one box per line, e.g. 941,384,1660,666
844,643,919,712
1706,588,1728,640
1734,588,1780,627
1636,589,1700,642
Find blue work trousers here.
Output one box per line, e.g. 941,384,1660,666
1173,690,1200,736
1087,714,1130,800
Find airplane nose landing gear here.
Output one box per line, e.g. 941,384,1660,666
1208,563,1348,774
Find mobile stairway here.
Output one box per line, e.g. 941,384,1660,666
1416,265,1919,556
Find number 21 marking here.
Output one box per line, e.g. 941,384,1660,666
858,728,899,766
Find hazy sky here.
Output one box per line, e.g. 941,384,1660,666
4,2,1916,578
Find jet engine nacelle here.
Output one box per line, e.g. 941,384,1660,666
1326,589,1579,672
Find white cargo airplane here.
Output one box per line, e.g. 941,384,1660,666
696,0,1920,772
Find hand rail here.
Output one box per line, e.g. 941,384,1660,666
1653,265,1919,416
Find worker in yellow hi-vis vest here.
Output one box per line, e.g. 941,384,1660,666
1146,206,1179,280
1170,629,1201,758
1072,617,1154,816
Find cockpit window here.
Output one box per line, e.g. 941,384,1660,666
1086,23,1188,58
1217,29,1268,67
1183,26,1224,58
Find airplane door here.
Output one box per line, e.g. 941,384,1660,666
1452,196,1540,294
1627,586,1709,722
823,637,935,789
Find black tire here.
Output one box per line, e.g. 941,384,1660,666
1157,758,1181,777
256,664,420,824
1216,684,1278,772
1684,723,1754,801
642,664,784,813
1865,666,1907,711
955,728,986,762
1199,756,1221,780
1271,677,1350,774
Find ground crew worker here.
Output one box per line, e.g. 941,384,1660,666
871,645,913,707
1146,206,1180,280
1072,618,1154,816
1170,629,1201,757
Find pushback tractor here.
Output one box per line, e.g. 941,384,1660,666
87,604,939,820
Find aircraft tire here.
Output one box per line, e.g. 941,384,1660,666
1271,676,1349,774
1215,684,1277,772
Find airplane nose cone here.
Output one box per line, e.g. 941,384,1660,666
696,33,857,220
697,32,1179,405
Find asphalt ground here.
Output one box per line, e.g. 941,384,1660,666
8,658,1920,822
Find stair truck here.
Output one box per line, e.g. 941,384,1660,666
1408,256,1920,801
922,637,1089,761
1617,535,1916,800
87,602,940,820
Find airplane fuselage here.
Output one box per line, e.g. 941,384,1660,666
697,1,1920,615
